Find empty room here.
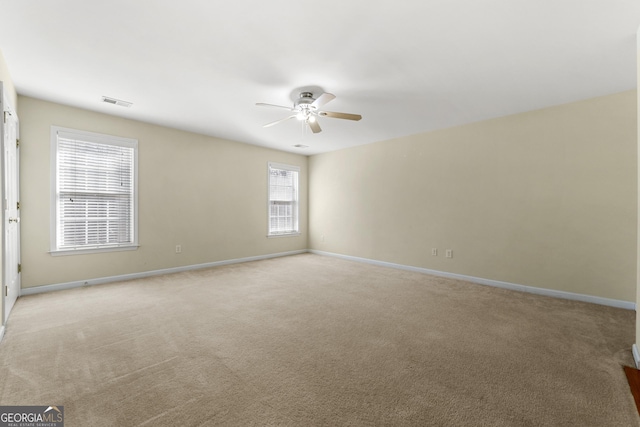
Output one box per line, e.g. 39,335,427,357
1,1,639,426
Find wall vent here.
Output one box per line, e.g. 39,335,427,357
101,96,132,108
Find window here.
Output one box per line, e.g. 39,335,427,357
268,162,299,236
50,126,138,254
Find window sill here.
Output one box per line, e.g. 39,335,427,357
50,245,139,256
267,232,301,238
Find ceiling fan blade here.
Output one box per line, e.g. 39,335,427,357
256,102,295,111
308,119,322,133
263,114,297,128
311,92,336,109
318,111,362,121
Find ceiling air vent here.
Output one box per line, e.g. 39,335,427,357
101,96,132,108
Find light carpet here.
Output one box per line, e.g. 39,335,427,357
0,253,637,426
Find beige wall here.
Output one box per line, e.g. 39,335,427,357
0,49,17,111
10,79,639,305
18,96,308,288
310,91,637,302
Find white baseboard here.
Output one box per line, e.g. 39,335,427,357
18,248,637,311
20,250,308,296
309,250,636,311
633,344,640,369
0,325,5,344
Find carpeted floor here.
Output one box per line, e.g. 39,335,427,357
0,253,637,426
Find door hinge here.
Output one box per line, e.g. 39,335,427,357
16,140,19,148
3,111,7,124
4,285,7,297
17,263,21,274
16,201,19,210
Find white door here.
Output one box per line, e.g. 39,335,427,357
3,94,19,323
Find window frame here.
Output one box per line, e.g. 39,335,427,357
50,126,139,255
267,162,300,238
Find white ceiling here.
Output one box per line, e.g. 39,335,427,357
1,1,638,155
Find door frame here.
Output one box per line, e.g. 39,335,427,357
0,81,3,337
0,81,21,331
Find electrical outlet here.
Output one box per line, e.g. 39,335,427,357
445,249,453,258
431,248,438,256
175,245,182,254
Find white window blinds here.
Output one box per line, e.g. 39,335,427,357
268,162,299,236
51,127,138,253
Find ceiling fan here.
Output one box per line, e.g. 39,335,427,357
256,91,362,134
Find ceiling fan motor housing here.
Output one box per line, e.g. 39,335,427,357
295,92,316,109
